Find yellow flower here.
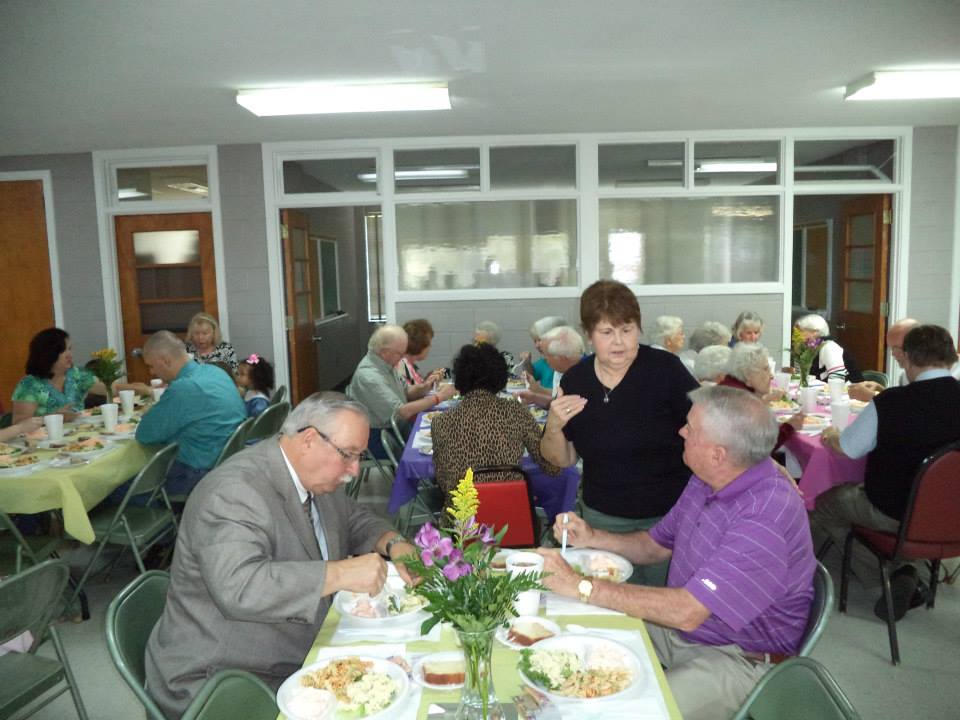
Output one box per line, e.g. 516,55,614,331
447,468,479,524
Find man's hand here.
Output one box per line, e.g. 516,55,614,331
387,541,420,586
848,381,882,402
551,512,595,548
333,553,387,595
534,548,581,597
820,426,845,456
435,383,456,402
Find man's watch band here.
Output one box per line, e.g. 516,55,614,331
384,535,407,557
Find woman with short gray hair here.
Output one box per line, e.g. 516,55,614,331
793,314,862,382
651,315,695,375
693,345,731,384
731,311,764,346
520,316,568,388
689,321,732,353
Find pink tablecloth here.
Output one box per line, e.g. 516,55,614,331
784,431,867,510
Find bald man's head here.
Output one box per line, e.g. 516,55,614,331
887,318,920,365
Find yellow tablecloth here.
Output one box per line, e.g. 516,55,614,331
281,609,682,719
0,440,157,544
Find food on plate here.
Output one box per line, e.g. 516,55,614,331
520,647,632,699
0,443,24,457
769,399,798,411
570,553,623,582
300,657,398,716
422,411,442,424
507,620,556,647
344,587,426,619
0,453,41,469
285,687,337,720
802,415,827,428
62,437,105,453
422,658,466,686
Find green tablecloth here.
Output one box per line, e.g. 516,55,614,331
0,440,156,544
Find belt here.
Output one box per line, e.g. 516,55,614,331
742,651,792,666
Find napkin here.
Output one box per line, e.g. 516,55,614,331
544,593,625,617
331,615,442,644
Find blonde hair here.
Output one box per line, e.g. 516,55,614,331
187,312,222,346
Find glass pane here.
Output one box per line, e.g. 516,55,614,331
394,148,480,193
283,158,377,193
117,165,208,202
848,248,874,279
849,214,875,246
140,301,204,333
599,196,779,284
291,227,308,260
365,211,385,321
133,231,200,264
694,141,779,186
295,293,310,319
396,200,577,290
490,145,576,190
319,241,340,315
599,143,684,188
794,139,895,182
847,281,873,312
294,261,306,292
137,267,202,300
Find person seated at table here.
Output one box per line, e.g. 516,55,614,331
236,353,275,417
398,318,438,386
473,319,516,370
347,325,453,457
537,385,816,720
794,313,863,383
518,326,585,408
693,344,730,385
432,343,560,512
680,320,732,371
11,327,151,423
145,392,416,719
135,331,247,498
184,311,238,372
815,324,960,620
730,310,764,346
517,316,567,387
650,315,694,375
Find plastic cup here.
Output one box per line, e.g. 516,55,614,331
830,401,851,429
774,372,792,392
101,403,118,432
43,414,64,443
119,389,135,416
827,377,846,403
150,378,163,388
800,386,819,414
506,551,544,615
151,387,165,402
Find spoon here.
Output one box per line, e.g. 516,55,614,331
560,513,569,557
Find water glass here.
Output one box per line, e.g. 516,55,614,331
101,403,118,432
150,378,163,388
774,372,792,392
831,401,851,429
800,386,819,414
43,414,64,443
827,377,846,403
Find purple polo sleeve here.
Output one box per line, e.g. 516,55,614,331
649,476,699,551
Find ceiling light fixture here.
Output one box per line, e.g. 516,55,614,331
358,168,471,183
696,161,777,173
166,182,209,196
117,188,149,200
236,83,451,116
844,70,960,100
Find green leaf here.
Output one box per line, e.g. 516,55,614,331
518,650,557,690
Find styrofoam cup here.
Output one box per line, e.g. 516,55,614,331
506,551,544,615
800,386,819,414
101,403,118,432
774,372,792,391
150,378,163,388
119,389,135,416
831,401,851,429
151,387,165,402
44,414,64,443
827,377,846,402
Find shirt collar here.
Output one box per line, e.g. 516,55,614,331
915,368,954,382
279,445,310,503
175,361,199,382
368,350,395,373
704,458,777,502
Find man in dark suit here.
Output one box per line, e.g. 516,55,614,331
145,392,416,719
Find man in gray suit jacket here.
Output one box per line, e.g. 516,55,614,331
145,393,416,719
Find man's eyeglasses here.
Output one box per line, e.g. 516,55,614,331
299,426,367,463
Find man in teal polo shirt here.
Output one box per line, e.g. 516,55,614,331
137,330,246,497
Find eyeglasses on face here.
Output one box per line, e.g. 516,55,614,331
298,426,367,463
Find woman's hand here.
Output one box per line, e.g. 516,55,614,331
53,404,78,422
545,388,587,431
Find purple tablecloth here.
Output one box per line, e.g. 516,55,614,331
387,412,580,524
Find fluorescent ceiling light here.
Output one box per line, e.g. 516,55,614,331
117,188,149,199
236,83,451,116
166,182,209,195
647,159,682,167
696,161,777,173
845,70,960,100
358,168,470,182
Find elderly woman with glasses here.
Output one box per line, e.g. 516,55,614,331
730,311,764,346
794,314,863,383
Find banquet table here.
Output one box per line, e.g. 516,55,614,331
387,411,580,525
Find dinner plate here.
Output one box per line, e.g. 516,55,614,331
0,442,25,457
0,454,47,474
799,414,830,435
334,576,428,623
564,548,633,583
495,616,561,650
518,634,646,702
420,411,443,426
277,655,409,720
59,438,111,457
411,651,465,690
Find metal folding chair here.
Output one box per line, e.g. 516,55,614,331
245,401,290,443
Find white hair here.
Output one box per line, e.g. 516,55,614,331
368,325,406,353
649,316,684,347
281,391,369,437
542,326,585,359
689,321,732,352
795,313,830,338
694,345,731,382
530,316,567,340
689,385,779,468
474,320,501,346
726,343,771,383
143,330,188,360
732,311,764,337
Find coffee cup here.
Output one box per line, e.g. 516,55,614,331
119,389,136,416
43,414,64,443
151,387,165,402
101,403,119,433
827,377,846,403
506,551,544,615
830,401,851,429
800,386,819,414
150,378,163,388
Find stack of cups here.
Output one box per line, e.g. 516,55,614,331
43,414,64,444
800,386,820,414
101,403,119,433
506,551,544,616
152,387,165,402
774,371,792,393
119,389,136,417
827,377,846,403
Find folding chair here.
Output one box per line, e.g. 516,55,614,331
68,443,179,610
180,670,277,720
268,385,287,406
798,561,834,657
245,401,290,443
0,559,89,720
213,417,254,468
473,465,538,548
861,370,888,387
732,657,861,720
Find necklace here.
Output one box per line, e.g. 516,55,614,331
602,384,612,404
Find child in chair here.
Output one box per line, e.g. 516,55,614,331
236,354,275,417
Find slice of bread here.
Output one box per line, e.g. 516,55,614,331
423,658,466,685
507,620,555,646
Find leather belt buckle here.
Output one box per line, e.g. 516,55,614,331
743,651,791,666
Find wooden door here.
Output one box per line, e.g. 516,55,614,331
836,195,890,372
115,213,218,382
0,180,55,407
281,210,318,404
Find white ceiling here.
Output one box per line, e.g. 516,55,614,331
2,0,959,157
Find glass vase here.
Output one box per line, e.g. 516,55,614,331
454,628,503,720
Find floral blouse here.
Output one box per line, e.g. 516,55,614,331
12,367,98,415
184,341,238,372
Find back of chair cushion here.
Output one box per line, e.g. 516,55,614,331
904,447,960,546
475,480,536,547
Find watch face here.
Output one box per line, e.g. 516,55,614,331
578,579,593,595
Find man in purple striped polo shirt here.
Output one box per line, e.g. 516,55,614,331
538,385,816,720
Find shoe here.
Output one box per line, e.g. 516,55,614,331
873,566,921,621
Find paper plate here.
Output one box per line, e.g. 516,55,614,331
495,616,561,650
564,548,633,583
411,651,466,690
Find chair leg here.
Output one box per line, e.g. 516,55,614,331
878,559,900,665
928,559,940,609
816,537,835,561
839,532,854,613
49,626,90,720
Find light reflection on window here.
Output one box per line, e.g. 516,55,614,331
607,231,644,284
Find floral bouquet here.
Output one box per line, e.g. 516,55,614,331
90,348,124,399
790,328,822,388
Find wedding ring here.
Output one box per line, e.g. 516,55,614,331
565,408,571,415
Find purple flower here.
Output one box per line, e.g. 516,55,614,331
478,524,495,544
421,549,435,567
437,537,454,558
421,536,455,567
442,559,473,581
805,337,821,349
415,523,440,550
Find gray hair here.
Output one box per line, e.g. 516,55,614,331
530,316,567,340
542,326,585,359
795,313,830,338
694,345,731,382
474,320,501,346
732,311,764,337
649,316,684,347
689,321,732,352
727,343,771,383
689,385,778,468
143,331,188,360
368,325,407,353
281,391,370,437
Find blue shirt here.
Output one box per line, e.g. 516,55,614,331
136,362,246,469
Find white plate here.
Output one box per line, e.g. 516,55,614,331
277,655,409,720
495,616,561,650
0,454,47,475
564,548,633,583
518,634,646,702
59,440,112,457
334,576,428,623
411,651,465,691
799,414,830,435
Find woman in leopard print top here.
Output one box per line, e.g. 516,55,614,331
432,343,560,511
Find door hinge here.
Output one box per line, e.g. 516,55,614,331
285,315,294,330
880,301,889,317
281,224,289,240
882,209,892,225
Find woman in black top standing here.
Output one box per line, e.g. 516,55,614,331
540,280,698,586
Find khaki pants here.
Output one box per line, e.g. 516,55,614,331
646,623,771,720
581,503,669,586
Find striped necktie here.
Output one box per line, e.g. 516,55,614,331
302,493,323,558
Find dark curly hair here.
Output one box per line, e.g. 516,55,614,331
26,327,69,378
453,343,508,395
240,355,275,395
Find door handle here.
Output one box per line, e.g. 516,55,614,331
131,347,143,358
312,336,323,343
833,322,846,331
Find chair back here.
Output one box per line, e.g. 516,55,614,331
0,510,45,573
861,370,888,387
0,559,69,650
214,417,254,467
246,401,290,443
380,427,404,470
896,440,960,555
268,385,287,406
105,571,170,720
473,466,537,547
732,657,861,720
114,443,180,514
181,670,277,720
798,561,833,657
390,410,408,446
